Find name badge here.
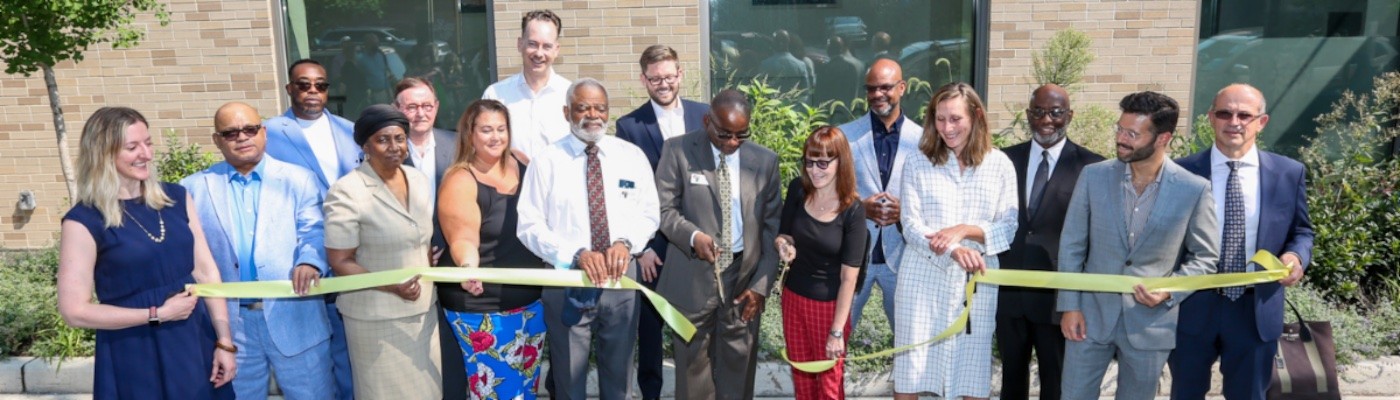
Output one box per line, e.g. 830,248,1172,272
690,173,709,186
619,179,635,189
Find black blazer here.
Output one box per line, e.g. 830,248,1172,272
997,139,1105,324
615,99,710,259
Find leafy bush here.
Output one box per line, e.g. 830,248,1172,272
0,248,95,360
1297,72,1400,300
1033,29,1095,92
1286,282,1400,364
157,129,217,183
738,78,831,188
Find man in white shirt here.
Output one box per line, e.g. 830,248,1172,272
517,78,658,400
613,44,711,400
482,9,572,160
262,58,359,400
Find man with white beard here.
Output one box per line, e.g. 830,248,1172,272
516,78,659,400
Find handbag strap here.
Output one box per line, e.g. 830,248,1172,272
1285,297,1314,342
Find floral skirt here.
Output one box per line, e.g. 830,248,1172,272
444,300,547,400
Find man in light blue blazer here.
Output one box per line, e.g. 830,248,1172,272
261,59,358,400
184,102,333,400
837,58,921,331
1057,92,1220,400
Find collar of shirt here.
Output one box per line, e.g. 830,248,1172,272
1120,159,1166,184
652,99,687,138
651,99,685,120
408,131,435,158
1031,138,1068,168
869,110,903,140
220,157,268,183
561,133,613,158
710,144,741,166
1209,143,1260,168
514,69,570,98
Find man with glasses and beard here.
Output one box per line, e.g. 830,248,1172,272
517,78,659,400
836,58,921,332
264,58,360,400
652,89,782,400
1057,91,1219,400
996,84,1104,400
614,44,710,400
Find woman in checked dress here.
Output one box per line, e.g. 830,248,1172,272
893,82,1018,400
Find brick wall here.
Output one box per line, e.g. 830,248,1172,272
984,0,1200,137
0,0,281,249
490,0,704,117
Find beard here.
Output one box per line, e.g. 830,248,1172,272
1033,126,1068,147
1116,141,1157,163
571,117,607,143
871,98,896,118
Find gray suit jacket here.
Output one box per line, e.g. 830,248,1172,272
654,130,783,319
1056,159,1219,350
403,128,458,260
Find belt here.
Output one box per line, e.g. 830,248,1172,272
1215,287,1255,296
240,301,264,311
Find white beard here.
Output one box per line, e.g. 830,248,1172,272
571,118,607,143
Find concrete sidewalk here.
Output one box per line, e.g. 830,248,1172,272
4,356,1399,397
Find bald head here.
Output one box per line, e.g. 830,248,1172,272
1215,83,1266,114
1028,84,1072,147
212,102,266,174
866,59,906,120
1210,83,1270,158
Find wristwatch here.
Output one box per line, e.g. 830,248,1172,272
147,306,160,327
828,329,843,339
613,239,633,252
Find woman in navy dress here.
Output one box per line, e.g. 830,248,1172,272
57,107,236,399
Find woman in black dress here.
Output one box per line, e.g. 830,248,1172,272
774,125,868,399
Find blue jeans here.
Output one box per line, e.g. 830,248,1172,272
849,263,897,331
233,308,333,400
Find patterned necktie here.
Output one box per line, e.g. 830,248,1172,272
585,143,610,253
716,154,734,272
1221,161,1246,300
1028,150,1050,218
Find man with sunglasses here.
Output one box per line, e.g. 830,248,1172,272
652,89,782,399
1170,84,1315,400
836,58,921,333
615,44,710,400
264,58,360,400
996,84,1104,400
183,102,334,400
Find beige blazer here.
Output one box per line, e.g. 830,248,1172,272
325,162,436,320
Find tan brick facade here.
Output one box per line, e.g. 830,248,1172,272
0,0,283,248
0,0,1199,249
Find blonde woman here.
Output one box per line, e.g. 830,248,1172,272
58,106,236,399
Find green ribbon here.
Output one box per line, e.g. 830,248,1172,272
779,250,1293,373
188,267,697,341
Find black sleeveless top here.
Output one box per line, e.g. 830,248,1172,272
437,157,546,313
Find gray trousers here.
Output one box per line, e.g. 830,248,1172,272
1062,317,1171,400
541,261,639,400
671,258,761,400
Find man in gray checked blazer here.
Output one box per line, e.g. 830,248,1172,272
1056,91,1220,400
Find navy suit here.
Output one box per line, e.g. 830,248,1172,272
1170,149,1315,400
614,98,708,399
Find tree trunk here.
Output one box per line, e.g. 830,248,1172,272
44,64,79,201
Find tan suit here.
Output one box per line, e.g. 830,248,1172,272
324,162,441,399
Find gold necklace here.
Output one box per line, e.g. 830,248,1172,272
123,206,166,243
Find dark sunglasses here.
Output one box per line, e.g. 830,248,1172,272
1212,110,1264,124
865,83,900,93
216,124,262,140
711,126,751,140
1027,107,1069,119
803,158,835,169
293,81,330,92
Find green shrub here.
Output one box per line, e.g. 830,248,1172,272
1033,29,1094,92
157,129,217,183
1286,282,1400,364
0,248,95,361
1297,72,1400,300
737,78,831,188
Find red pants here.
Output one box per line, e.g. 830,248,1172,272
782,289,849,400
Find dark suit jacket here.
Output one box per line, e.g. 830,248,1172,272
615,99,710,260
653,130,782,318
403,128,459,264
1176,149,1315,341
998,139,1104,325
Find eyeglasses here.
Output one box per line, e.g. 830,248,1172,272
400,102,437,114
712,126,751,140
293,81,330,92
216,125,262,140
1212,110,1264,124
865,82,902,94
1027,107,1070,119
644,74,680,86
803,158,835,169
570,104,608,114
1115,126,1148,141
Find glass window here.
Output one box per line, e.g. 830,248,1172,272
280,0,494,125
1194,0,1398,153
708,0,978,125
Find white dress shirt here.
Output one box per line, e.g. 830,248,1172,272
517,134,660,269
297,115,341,183
482,71,573,159
688,145,744,252
1210,144,1261,270
1024,138,1066,205
651,100,687,140
407,133,437,202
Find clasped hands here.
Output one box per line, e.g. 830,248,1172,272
576,242,632,288
863,192,901,226
926,225,985,273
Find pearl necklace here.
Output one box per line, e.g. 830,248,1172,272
123,206,167,243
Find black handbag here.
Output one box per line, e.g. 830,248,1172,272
1267,298,1341,400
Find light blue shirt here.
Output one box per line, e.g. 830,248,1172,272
226,160,267,283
